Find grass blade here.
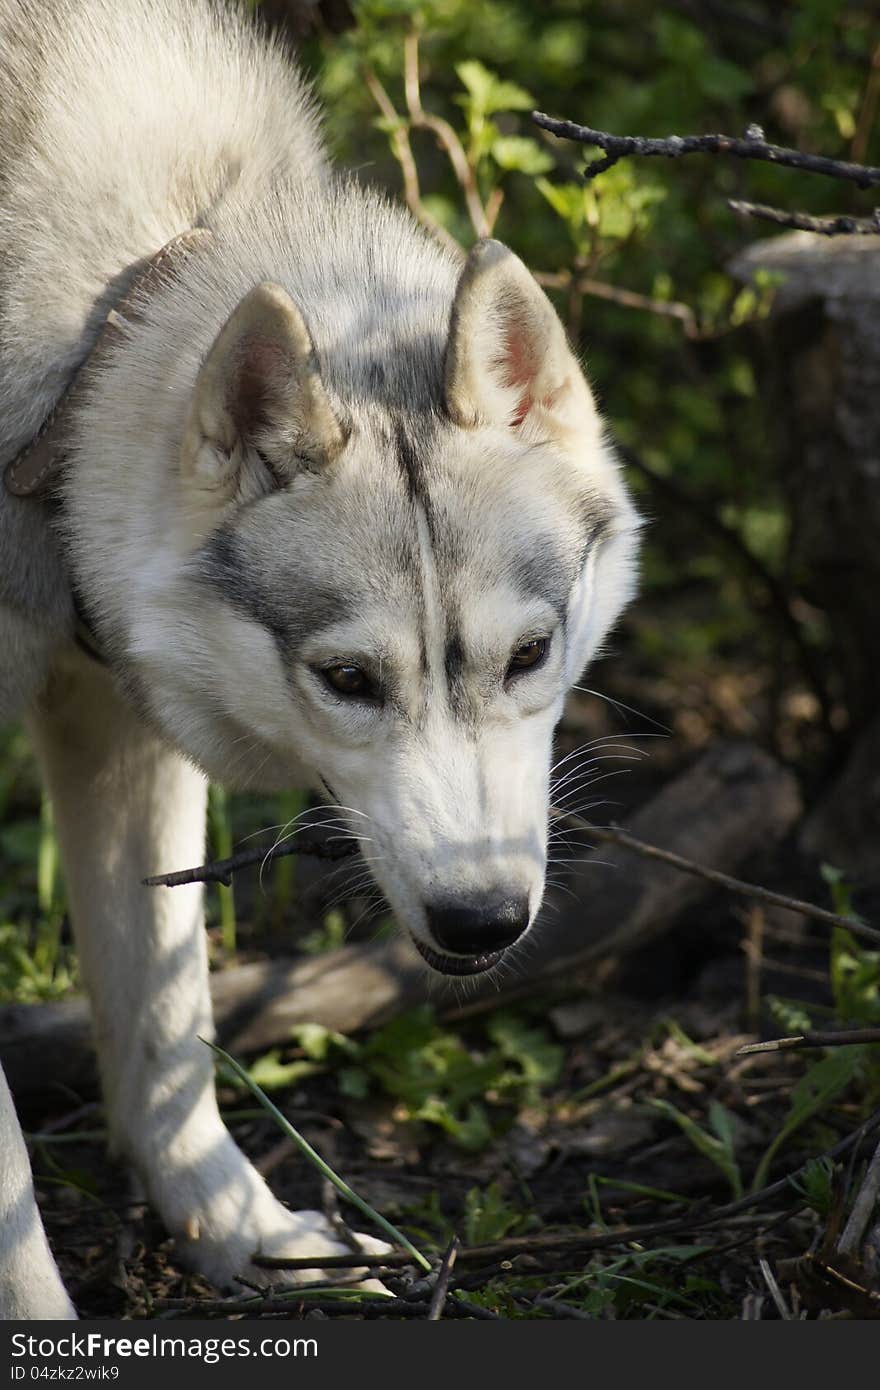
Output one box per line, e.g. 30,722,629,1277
204,1037,432,1273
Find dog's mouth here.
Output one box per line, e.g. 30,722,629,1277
411,936,506,977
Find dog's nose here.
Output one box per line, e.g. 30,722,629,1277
425,893,530,956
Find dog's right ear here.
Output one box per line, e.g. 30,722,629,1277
444,239,600,445
181,282,348,517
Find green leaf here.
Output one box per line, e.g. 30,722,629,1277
788,1156,836,1217
486,1012,564,1094
291,1022,360,1063
751,1049,861,1191
649,1097,743,1199
244,1050,319,1092
455,61,533,115
462,1182,526,1244
490,135,553,175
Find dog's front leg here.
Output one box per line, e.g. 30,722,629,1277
28,656,386,1291
0,1063,77,1318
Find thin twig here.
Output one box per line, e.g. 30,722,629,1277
738,1029,880,1056
156,1293,427,1318
552,808,880,947
427,1236,460,1320
618,444,834,732
363,67,461,256
147,804,878,952
255,1102,880,1271
729,200,880,236
837,1135,880,1258
254,1250,414,1270
536,269,699,337
531,113,880,188
403,29,497,239
143,833,357,888
758,1257,793,1319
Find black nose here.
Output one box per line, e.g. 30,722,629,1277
425,893,530,956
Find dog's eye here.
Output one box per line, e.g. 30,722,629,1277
322,664,374,698
506,637,548,679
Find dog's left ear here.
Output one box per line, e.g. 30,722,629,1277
181,282,348,513
444,239,599,441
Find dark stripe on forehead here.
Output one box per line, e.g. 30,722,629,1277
196,527,348,661
444,631,466,717
393,418,423,505
392,416,441,705
510,507,615,617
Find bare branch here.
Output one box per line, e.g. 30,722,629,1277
531,113,880,187
729,200,880,236
146,798,878,947
363,67,461,256
837,1135,880,1259
143,833,357,888
252,1102,880,1270
403,30,497,239
553,808,880,947
535,269,699,336
737,1029,880,1056
427,1236,460,1320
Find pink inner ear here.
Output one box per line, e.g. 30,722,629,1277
229,336,289,434
501,320,538,427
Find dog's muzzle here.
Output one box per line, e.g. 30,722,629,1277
417,892,530,976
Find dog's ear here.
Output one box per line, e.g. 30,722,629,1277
444,239,599,441
181,282,348,507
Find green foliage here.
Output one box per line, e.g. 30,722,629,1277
301,0,878,708
751,1047,861,1191
233,1007,562,1152
648,1097,743,1199
462,1182,532,1244
788,1155,836,1219
336,1006,562,1149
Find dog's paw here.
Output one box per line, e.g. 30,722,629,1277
150,1138,390,1294
178,1204,391,1295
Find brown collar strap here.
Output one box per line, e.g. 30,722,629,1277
4,227,212,498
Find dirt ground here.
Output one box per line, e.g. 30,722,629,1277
24,888,880,1321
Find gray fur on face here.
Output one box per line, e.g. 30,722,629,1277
0,0,641,805
196,523,350,663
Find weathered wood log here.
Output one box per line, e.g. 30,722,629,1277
0,741,800,1099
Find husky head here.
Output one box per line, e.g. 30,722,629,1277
131,239,640,977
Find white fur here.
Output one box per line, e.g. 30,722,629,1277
0,0,640,1318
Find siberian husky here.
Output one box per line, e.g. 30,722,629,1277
0,0,640,1317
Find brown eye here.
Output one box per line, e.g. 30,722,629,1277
506,637,548,678
322,664,374,698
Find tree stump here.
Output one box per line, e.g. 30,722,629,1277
732,235,880,734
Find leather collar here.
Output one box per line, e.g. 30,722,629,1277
4,227,212,498
3,229,212,665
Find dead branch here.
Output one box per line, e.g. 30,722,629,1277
5,744,800,1094
143,833,357,888
403,30,499,240
729,200,880,236
618,444,834,732
531,114,880,188
144,791,865,953
427,1236,459,1320
554,809,880,948
535,269,699,336
837,1135,880,1259
255,1101,880,1270
362,67,461,256
737,1029,880,1056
